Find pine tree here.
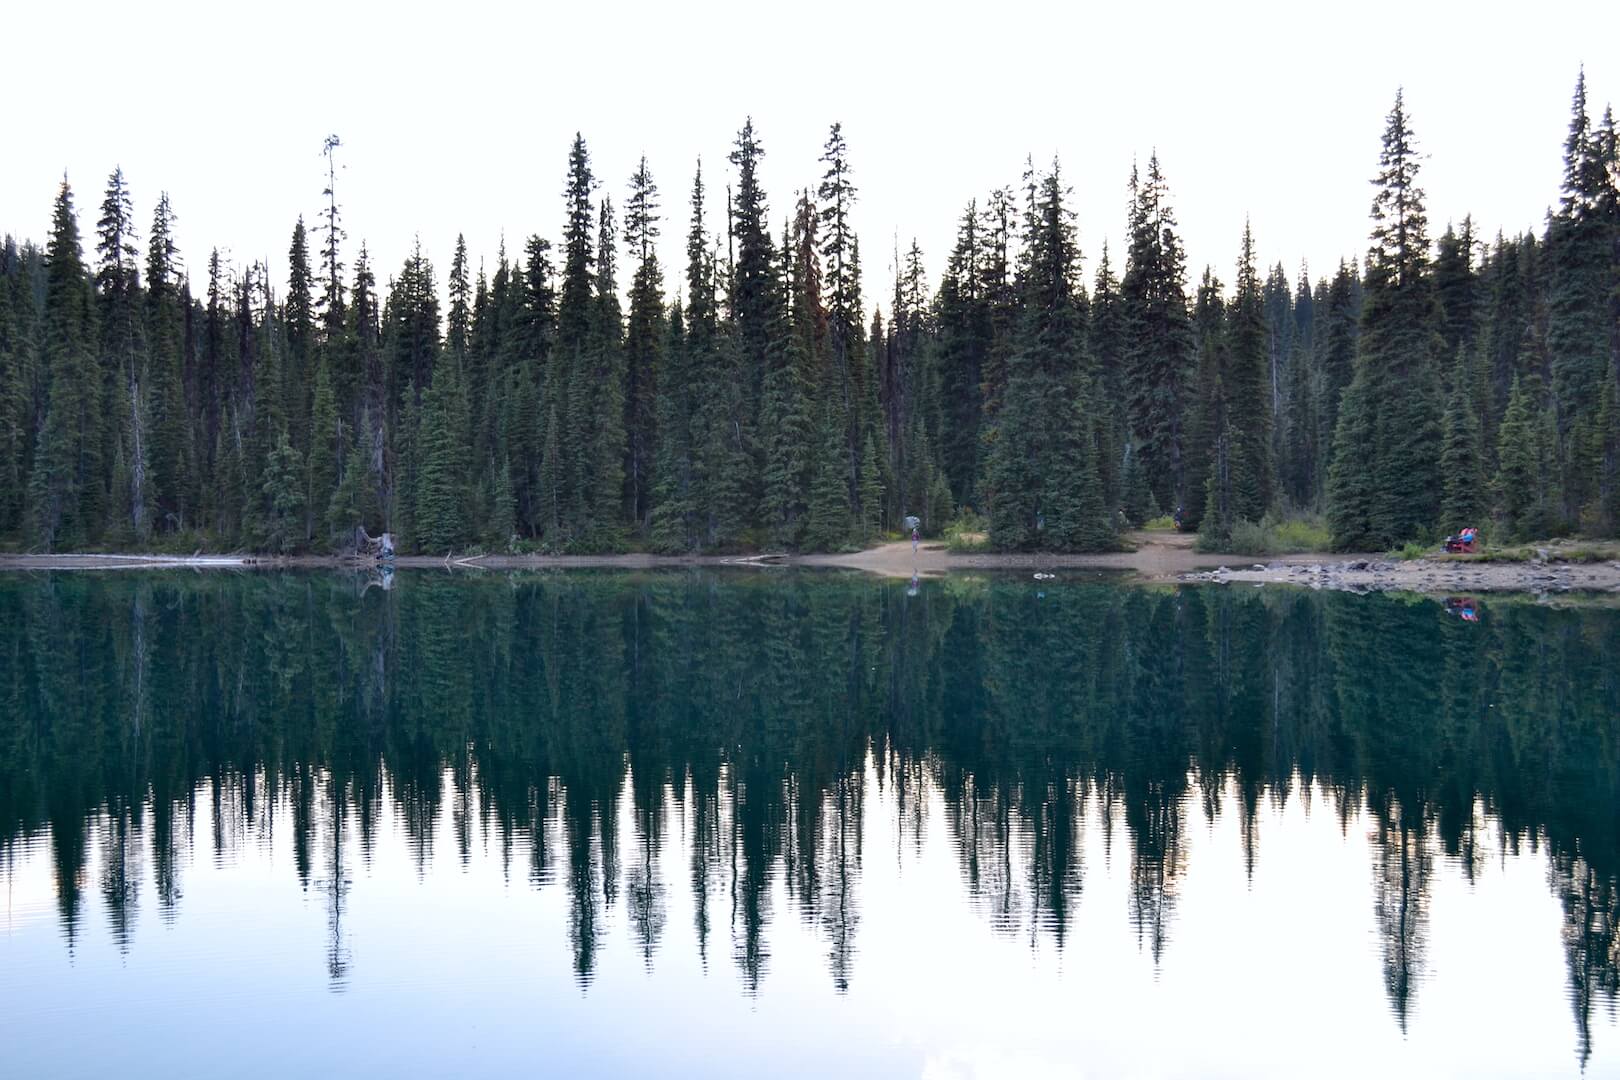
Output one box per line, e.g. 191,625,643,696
285,219,315,453
1121,153,1197,510
1184,267,1227,532
1278,265,1319,506
1328,91,1444,549
649,299,694,551
585,197,628,539
803,403,852,551
730,118,779,535
1091,241,1127,514
550,133,597,538
1597,354,1619,534
394,385,420,548
624,157,664,531
260,430,305,554
487,454,515,548
1433,217,1479,358
937,201,990,507
1315,260,1361,499
760,210,812,545
145,193,188,532
1547,70,1614,520
1439,358,1487,529
0,252,24,533
1327,377,1378,550
1226,222,1274,520
817,123,867,511
96,167,148,541
307,364,340,548
986,161,1110,551
317,135,347,345
1494,375,1540,540
857,431,883,538
447,233,471,360
414,363,469,553
31,178,102,549
325,436,368,547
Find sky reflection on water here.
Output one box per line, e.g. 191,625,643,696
1,570,1616,1078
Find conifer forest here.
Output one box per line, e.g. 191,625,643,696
2,78,1618,557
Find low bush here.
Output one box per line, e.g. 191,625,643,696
1195,512,1333,556
942,510,991,553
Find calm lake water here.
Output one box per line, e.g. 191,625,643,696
1,570,1616,1078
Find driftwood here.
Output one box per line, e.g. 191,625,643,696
349,527,396,561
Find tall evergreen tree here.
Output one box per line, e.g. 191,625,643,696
1440,361,1487,529
1121,153,1197,511
817,123,866,509
648,298,695,551
1314,259,1361,500
986,162,1110,550
1225,221,1274,520
145,194,188,532
307,363,339,547
1184,267,1227,533
284,219,315,453
937,201,990,507
30,179,102,548
96,167,149,541
730,118,779,533
259,429,304,554
1329,92,1444,549
584,197,628,538
1547,72,1619,519
414,361,470,552
624,157,664,530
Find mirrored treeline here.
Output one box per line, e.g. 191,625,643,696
0,571,1616,1061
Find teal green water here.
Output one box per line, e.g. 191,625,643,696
1,571,1616,1078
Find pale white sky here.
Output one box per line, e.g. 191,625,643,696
6,0,1618,314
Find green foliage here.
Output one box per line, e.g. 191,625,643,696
1328,92,1445,550
985,163,1113,552
1,89,1616,558
325,437,368,547
414,364,470,553
1439,357,1488,529
259,431,305,554
306,364,339,548
1494,375,1564,542
1197,511,1332,555
1121,153,1197,509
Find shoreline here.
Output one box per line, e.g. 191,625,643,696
3,533,1618,596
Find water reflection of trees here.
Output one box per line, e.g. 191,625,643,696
1,572,1617,1050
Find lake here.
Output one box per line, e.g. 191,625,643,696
1,571,1616,1078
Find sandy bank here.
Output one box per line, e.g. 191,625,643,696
4,532,1618,595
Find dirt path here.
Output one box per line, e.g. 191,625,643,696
5,533,1618,594
799,530,1345,580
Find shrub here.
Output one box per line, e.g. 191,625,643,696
1193,512,1333,555
943,510,991,553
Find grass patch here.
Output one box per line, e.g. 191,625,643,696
942,511,992,553
1141,515,1176,531
1195,512,1333,556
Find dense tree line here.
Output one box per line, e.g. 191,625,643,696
2,79,1617,554
1,572,1616,1058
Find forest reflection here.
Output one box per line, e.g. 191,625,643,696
1,571,1616,1061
